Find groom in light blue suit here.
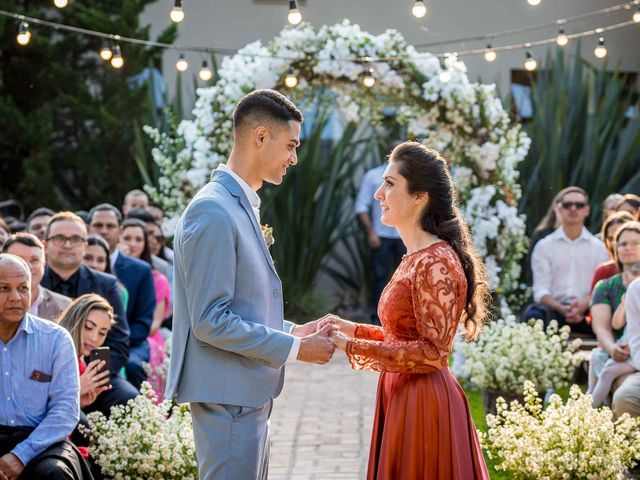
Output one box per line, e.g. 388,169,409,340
166,89,337,480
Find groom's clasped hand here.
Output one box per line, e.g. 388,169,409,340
293,314,355,364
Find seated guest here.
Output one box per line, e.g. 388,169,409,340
590,211,635,290
0,217,9,248
525,191,563,284
612,276,640,417
26,208,56,242
40,211,137,414
119,219,169,391
616,194,640,217
524,186,609,333
125,208,172,278
589,222,640,393
146,201,174,263
601,193,625,226
2,233,71,321
0,253,92,480
58,294,113,410
83,235,129,309
122,189,149,216
88,204,155,390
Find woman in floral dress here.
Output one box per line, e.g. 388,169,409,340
326,142,490,479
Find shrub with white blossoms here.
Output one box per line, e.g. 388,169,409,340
460,318,584,393
145,19,530,309
482,381,640,479
81,382,197,479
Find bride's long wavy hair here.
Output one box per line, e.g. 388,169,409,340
389,142,491,338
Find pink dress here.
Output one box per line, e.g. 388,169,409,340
148,270,171,401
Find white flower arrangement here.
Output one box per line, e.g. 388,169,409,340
81,382,197,479
145,19,530,310
460,318,584,393
482,381,640,479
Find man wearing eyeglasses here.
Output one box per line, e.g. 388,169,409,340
40,212,138,413
524,187,609,333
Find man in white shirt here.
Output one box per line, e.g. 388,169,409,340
524,187,609,333
355,142,404,325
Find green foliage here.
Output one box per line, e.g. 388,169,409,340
0,0,176,211
261,93,380,319
519,46,640,232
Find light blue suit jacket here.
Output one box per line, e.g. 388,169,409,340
165,170,295,407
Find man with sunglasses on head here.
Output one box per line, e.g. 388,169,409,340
40,212,138,414
523,187,609,333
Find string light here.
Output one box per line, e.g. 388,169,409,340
53,0,68,8
99,42,113,61
594,37,608,58
110,44,124,68
16,21,31,46
484,44,497,62
411,1,427,19
176,53,188,71
556,29,569,46
362,66,376,88
527,0,541,5
524,51,537,71
284,68,298,88
288,0,302,25
633,6,640,23
170,0,185,23
198,60,213,81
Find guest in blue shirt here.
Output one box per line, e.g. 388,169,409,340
355,142,406,324
0,253,91,480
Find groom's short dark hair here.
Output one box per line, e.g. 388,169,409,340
233,89,303,133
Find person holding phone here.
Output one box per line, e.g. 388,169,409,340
58,294,114,408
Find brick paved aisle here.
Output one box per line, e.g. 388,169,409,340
269,354,379,480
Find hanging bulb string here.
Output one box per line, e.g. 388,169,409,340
1,8,637,61
415,0,639,49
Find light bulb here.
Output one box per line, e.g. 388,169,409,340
524,52,537,71
54,0,68,7
556,29,569,46
527,0,541,5
110,45,124,69
361,67,376,88
288,0,302,25
176,54,188,72
99,43,113,61
284,70,298,88
484,45,496,62
594,37,607,59
633,7,640,23
17,22,31,46
199,61,213,81
170,0,185,23
412,1,427,19
438,69,452,83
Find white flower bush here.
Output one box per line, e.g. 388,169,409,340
145,19,530,308
81,382,197,479
482,381,640,479
460,318,584,393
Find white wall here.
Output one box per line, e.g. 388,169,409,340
140,0,640,107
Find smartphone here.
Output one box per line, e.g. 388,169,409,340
89,347,112,386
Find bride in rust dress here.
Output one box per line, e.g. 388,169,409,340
325,141,490,479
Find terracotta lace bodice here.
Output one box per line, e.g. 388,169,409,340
346,241,467,373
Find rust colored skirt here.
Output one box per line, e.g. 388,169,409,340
367,368,489,480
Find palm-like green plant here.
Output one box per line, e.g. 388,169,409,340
261,94,380,319
519,46,640,232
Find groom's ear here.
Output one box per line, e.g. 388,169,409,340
253,125,268,148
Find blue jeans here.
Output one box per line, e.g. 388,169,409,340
521,302,593,335
371,237,405,324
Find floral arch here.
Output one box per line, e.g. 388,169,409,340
146,20,531,309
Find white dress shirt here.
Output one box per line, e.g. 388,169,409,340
626,278,640,370
531,226,609,303
216,164,301,362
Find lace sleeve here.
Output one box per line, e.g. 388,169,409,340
345,253,462,373
353,324,385,341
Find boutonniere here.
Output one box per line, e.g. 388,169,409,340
261,225,275,248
